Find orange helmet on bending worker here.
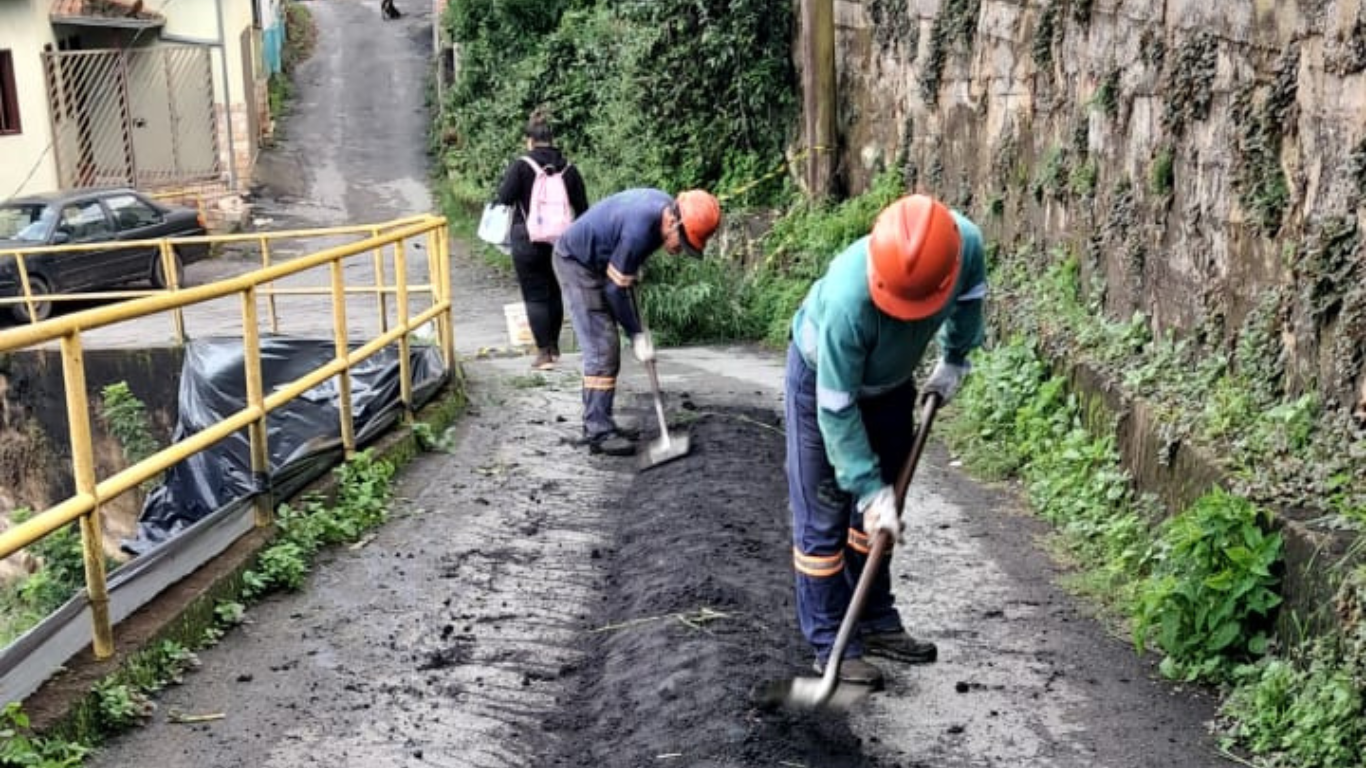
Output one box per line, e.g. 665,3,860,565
866,194,962,320
674,190,722,257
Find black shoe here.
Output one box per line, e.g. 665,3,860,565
812,656,885,690
531,349,555,371
589,433,635,456
862,630,938,664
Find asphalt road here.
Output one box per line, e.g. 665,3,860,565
85,0,1231,765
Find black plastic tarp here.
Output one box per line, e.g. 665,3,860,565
124,335,446,555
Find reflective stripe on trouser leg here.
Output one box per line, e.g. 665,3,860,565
785,344,866,662
553,253,621,439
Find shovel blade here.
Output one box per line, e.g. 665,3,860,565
638,430,691,471
749,675,872,712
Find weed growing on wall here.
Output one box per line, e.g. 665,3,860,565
1161,31,1217,137
1031,0,1061,72
99,381,160,473
921,0,981,104
1232,45,1299,236
1148,146,1174,198
1089,69,1120,119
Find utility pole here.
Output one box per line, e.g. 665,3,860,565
802,0,836,198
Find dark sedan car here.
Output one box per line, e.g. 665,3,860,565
0,187,209,322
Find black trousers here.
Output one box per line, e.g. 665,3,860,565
510,237,564,350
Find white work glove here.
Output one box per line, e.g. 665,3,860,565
922,359,969,405
631,332,655,363
858,486,903,544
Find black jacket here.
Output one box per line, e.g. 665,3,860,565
495,145,590,240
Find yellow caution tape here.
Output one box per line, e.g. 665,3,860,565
715,145,834,204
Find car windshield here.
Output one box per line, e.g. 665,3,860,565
0,203,56,242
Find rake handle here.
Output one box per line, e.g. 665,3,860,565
818,393,942,697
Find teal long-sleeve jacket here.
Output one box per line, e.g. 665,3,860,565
790,211,987,503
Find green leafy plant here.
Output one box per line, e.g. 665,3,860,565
438,0,796,207
1223,645,1366,767
1132,489,1282,682
0,510,105,647
1148,145,1174,197
93,680,153,731
0,703,88,767
241,450,395,599
99,382,161,488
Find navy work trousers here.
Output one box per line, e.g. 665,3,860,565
784,343,917,662
553,252,621,439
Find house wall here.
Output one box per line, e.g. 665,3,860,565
0,0,60,198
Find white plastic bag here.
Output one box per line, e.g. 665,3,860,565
477,203,512,253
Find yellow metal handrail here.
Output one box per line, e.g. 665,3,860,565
0,214,455,660
0,213,440,338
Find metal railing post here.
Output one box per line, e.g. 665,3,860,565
260,236,280,333
61,332,114,658
371,227,388,336
394,239,412,419
240,286,273,526
330,260,356,456
439,223,456,371
158,239,186,344
15,253,37,324
424,228,438,309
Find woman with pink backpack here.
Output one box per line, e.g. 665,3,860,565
495,110,591,370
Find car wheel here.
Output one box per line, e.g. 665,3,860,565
11,274,53,323
152,249,186,290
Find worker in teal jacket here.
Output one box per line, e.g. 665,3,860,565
785,193,986,689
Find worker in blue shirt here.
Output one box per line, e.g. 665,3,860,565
553,188,721,456
785,193,987,689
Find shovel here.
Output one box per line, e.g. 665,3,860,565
638,357,692,470
630,290,692,471
753,393,943,712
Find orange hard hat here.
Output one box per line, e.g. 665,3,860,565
674,190,721,256
866,194,962,320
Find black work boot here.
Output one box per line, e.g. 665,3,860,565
590,432,635,456
812,656,885,690
862,630,938,664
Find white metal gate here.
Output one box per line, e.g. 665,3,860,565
43,46,220,189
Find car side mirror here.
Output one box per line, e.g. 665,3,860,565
51,231,70,245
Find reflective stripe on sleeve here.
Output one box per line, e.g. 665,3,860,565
958,281,987,302
606,264,636,288
816,384,854,413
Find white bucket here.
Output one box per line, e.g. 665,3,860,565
503,303,534,348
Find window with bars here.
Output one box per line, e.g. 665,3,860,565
0,50,20,135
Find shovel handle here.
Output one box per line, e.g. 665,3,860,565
818,394,942,695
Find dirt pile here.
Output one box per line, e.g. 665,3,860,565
534,408,874,767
